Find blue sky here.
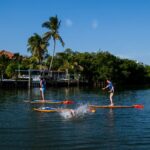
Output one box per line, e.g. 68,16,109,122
0,0,150,65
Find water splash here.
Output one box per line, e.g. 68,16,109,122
59,104,95,120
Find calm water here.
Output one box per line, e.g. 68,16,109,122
0,87,150,150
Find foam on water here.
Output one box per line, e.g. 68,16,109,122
59,104,93,120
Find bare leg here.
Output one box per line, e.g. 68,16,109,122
40,90,42,100
40,88,45,101
110,92,114,106
41,91,45,101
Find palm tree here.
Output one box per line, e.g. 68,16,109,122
27,33,49,65
42,15,65,72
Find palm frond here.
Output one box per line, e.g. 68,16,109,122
42,22,51,29
57,35,65,47
42,32,52,41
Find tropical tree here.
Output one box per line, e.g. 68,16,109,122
0,54,10,80
12,53,23,76
5,63,18,78
27,33,49,65
42,15,65,72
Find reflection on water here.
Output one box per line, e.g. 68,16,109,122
0,87,150,150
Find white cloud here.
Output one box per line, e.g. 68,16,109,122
65,19,73,27
92,20,98,29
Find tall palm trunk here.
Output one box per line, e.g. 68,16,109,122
49,38,56,72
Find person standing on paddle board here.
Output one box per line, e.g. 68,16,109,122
102,79,114,106
40,77,46,101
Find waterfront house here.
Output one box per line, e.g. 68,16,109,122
0,50,14,59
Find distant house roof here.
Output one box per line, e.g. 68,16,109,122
0,50,14,59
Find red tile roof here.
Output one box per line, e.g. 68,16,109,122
0,50,14,59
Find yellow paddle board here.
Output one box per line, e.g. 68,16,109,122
89,104,144,109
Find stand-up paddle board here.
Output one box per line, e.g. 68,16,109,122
33,107,58,112
89,104,144,109
33,107,96,113
33,107,75,113
25,99,74,104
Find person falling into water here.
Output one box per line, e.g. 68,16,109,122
102,79,114,106
40,77,46,101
